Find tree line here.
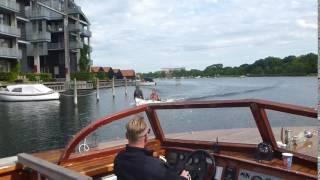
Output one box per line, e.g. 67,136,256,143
141,53,317,78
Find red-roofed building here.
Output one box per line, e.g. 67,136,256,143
100,67,114,79
120,70,136,79
113,69,123,79
91,67,103,73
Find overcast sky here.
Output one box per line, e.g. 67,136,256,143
76,0,317,73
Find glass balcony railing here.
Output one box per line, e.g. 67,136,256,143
48,42,64,50
48,41,85,50
70,41,83,49
0,47,22,59
68,24,81,32
25,8,50,20
0,0,20,12
49,26,64,33
26,45,48,56
81,29,92,37
0,24,21,37
68,5,82,14
26,32,51,42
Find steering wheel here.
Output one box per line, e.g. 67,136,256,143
183,150,216,180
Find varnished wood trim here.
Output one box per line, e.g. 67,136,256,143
145,107,165,142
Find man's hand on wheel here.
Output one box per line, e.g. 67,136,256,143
180,170,191,180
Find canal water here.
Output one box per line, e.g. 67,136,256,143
0,77,317,158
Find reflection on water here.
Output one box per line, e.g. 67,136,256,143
0,77,317,158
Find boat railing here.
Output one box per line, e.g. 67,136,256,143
17,153,92,180
57,99,317,165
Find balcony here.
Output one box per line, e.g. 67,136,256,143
49,26,64,33
48,41,84,50
0,47,22,59
26,32,51,42
0,24,21,37
81,29,92,37
25,8,50,20
68,5,81,14
68,24,81,32
70,41,83,49
48,42,64,50
0,0,20,12
26,44,48,56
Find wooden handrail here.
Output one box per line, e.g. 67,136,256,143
18,153,92,180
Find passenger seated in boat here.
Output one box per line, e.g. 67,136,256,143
150,89,160,101
114,116,191,180
134,85,144,99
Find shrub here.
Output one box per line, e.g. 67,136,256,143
96,72,106,80
71,72,94,81
25,73,53,82
0,72,17,82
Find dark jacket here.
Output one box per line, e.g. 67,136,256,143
114,146,187,180
134,89,144,99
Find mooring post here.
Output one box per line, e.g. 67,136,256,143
112,76,115,98
124,77,128,96
74,78,78,105
96,78,100,102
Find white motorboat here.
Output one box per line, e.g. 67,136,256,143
135,98,173,106
136,77,156,86
0,84,60,102
136,81,156,86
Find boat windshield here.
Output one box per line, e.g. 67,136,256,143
156,107,262,144
156,107,318,158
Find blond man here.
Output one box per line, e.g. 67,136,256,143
114,116,190,180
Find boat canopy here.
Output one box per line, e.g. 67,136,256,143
6,84,53,94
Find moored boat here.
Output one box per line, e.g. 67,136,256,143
0,84,60,102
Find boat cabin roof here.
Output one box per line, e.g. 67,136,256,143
6,84,53,93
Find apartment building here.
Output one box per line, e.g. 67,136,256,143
0,0,91,80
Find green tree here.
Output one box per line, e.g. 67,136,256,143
79,44,90,72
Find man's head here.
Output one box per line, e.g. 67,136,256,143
135,85,140,89
126,116,150,147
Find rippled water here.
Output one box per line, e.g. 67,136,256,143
0,77,317,158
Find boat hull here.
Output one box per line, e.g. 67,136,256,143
0,92,60,102
135,98,173,106
137,81,156,86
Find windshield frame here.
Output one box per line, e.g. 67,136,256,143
58,99,317,164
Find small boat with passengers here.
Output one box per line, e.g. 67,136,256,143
0,84,60,102
136,77,157,86
135,97,174,106
0,99,317,180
